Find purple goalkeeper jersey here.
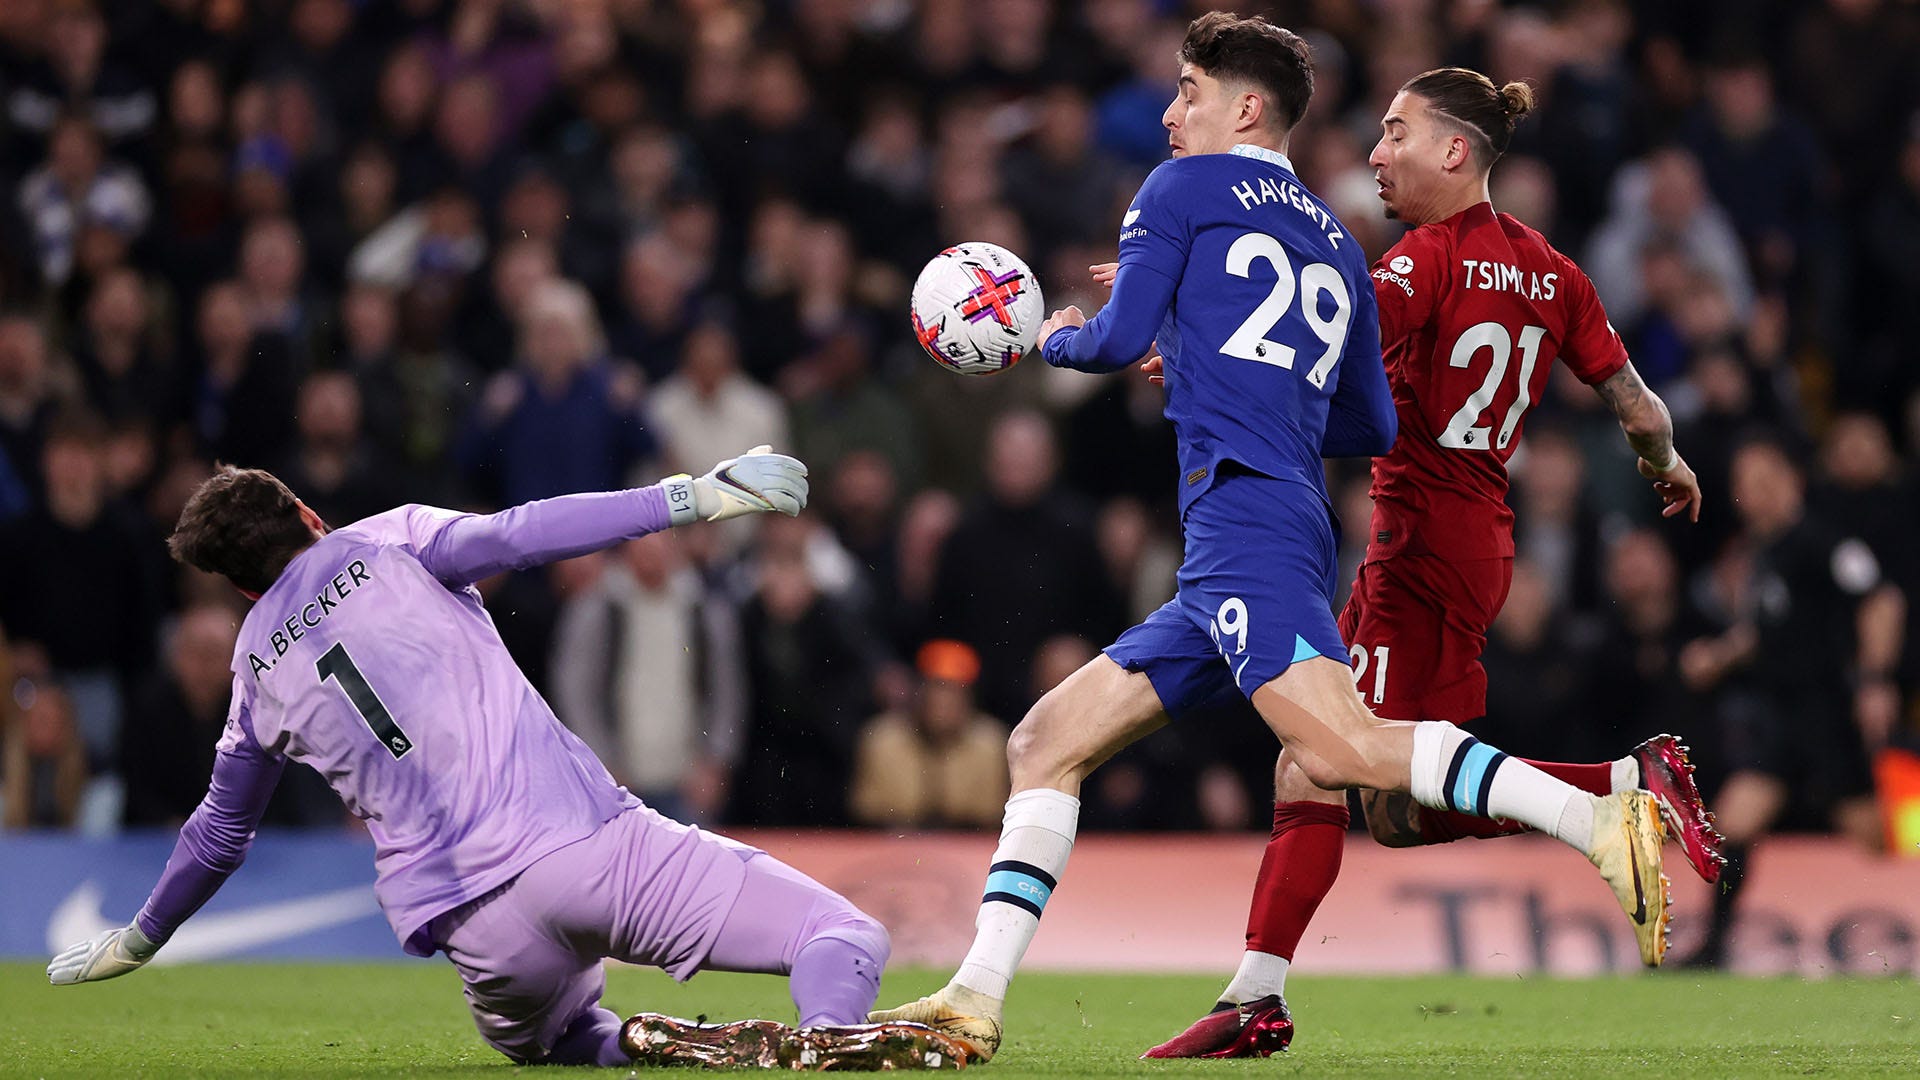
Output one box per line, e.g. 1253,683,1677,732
137,488,675,956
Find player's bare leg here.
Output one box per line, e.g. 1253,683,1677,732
621,1014,969,1070
870,655,1169,1062
1249,656,1670,966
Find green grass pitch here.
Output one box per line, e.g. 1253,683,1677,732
3,962,1914,1077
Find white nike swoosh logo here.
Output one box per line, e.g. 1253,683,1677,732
1123,209,1141,226
48,880,383,963
1233,655,1252,686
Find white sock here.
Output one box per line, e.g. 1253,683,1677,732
952,788,1079,1001
1220,950,1289,1004
1409,722,1594,850
1611,756,1639,793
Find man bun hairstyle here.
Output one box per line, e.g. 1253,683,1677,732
1180,12,1315,131
168,465,313,594
1403,67,1535,167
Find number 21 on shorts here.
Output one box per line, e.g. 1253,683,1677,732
1349,643,1390,705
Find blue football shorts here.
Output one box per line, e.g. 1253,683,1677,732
1104,466,1348,720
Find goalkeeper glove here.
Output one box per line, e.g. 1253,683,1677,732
47,923,160,985
662,445,809,525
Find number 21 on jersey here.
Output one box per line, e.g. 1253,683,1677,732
1349,643,1389,705
1438,321,1546,451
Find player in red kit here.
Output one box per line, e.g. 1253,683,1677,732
1145,68,1726,1058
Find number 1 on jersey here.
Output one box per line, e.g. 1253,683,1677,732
317,642,414,759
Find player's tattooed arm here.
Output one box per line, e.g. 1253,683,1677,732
1593,363,1673,468
1594,362,1701,522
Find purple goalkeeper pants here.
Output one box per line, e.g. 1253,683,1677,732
428,804,891,1064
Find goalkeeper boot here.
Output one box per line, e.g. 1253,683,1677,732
1586,789,1671,967
792,1022,972,1070
1630,734,1726,884
868,984,1003,1063
620,1014,795,1068
1141,995,1293,1058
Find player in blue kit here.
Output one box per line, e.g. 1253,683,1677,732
871,13,1671,1062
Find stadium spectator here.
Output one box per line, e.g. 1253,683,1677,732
651,320,788,478
1478,561,1601,766
1583,530,1707,763
606,232,701,382
787,326,922,498
275,371,396,529
1684,49,1830,289
1002,84,1126,257
550,531,745,824
17,114,150,289
71,268,171,430
931,410,1123,722
730,537,890,828
119,606,237,827
190,280,298,467
2,670,86,831
459,278,657,506
1678,435,1901,967
849,639,1009,829
0,315,62,511
4,1,155,152
1508,427,1605,616
1584,146,1753,328
237,215,325,368
0,412,160,772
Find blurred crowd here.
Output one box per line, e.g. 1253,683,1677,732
1,0,1918,843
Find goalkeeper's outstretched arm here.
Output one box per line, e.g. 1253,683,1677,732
414,447,809,586
48,709,284,986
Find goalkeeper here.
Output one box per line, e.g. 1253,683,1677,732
47,450,956,1070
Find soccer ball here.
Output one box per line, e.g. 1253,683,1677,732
910,242,1043,376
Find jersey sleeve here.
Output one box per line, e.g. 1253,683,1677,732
1371,230,1443,345
1116,161,1192,283
1321,275,1396,457
1041,263,1175,373
137,693,286,945
398,488,674,587
1556,257,1630,385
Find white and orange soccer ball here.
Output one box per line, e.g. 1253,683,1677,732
909,242,1043,376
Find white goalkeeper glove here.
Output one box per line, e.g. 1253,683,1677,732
47,923,160,985
662,445,809,525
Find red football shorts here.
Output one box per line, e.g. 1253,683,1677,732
1336,554,1513,723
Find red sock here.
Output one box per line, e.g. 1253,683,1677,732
1244,800,1350,959
1418,758,1615,843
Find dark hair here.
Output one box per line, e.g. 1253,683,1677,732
168,465,313,594
1179,12,1315,131
1402,68,1535,167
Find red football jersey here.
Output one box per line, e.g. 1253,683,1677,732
1365,202,1627,561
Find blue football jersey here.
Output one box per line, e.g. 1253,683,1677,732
1119,145,1381,514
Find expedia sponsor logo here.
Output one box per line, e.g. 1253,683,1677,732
1372,266,1415,297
